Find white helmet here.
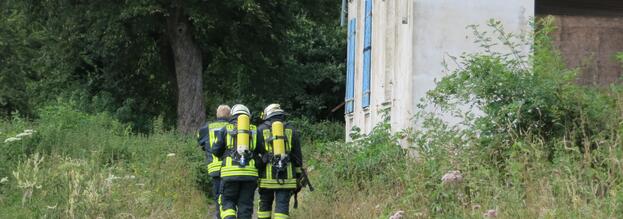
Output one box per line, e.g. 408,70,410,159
230,104,251,116
262,103,284,120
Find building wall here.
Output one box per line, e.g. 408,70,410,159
549,15,623,85
345,0,534,139
410,0,534,123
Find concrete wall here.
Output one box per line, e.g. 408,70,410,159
549,15,623,85
345,0,534,139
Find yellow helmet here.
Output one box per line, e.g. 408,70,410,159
262,103,284,120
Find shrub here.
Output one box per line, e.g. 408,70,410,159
426,18,618,164
288,117,344,143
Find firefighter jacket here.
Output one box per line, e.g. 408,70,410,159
197,118,229,177
212,116,260,182
256,116,303,189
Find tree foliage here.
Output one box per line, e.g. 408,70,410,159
0,0,345,131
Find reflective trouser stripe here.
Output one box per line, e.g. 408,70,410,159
221,209,236,219
274,213,289,219
218,195,225,218
258,210,271,219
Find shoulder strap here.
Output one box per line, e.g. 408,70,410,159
285,128,293,152
225,124,236,149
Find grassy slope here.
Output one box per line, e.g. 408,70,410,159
0,105,209,218
2,103,622,218
293,124,623,218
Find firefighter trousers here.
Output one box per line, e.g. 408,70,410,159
212,176,221,219
258,188,292,219
219,180,257,219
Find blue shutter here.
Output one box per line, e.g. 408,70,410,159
345,18,356,114
362,0,372,108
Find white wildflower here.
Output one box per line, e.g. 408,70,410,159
389,210,404,219
105,174,120,182
4,137,21,143
483,209,497,218
441,170,463,185
125,175,136,179
16,132,32,138
23,129,35,134
0,177,8,183
167,153,176,157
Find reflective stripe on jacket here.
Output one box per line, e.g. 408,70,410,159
207,121,228,175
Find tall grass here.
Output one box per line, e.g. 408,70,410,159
0,103,345,218
0,103,209,218
294,124,623,218
291,18,623,218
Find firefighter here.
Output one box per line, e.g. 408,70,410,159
197,105,231,219
211,104,260,219
256,104,303,219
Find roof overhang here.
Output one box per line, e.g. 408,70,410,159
537,0,623,16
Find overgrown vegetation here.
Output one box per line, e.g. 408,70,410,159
294,18,623,218
0,101,344,218
0,103,209,218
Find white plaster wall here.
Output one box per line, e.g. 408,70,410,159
410,0,534,125
394,0,415,133
345,0,534,140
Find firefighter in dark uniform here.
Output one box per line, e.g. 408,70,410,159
197,105,231,219
211,104,260,219
256,104,303,219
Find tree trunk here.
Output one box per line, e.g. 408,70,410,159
166,9,205,134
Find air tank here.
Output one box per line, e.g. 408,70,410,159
236,114,250,152
272,121,285,156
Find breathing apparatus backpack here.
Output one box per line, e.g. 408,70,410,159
259,121,297,189
220,115,259,178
